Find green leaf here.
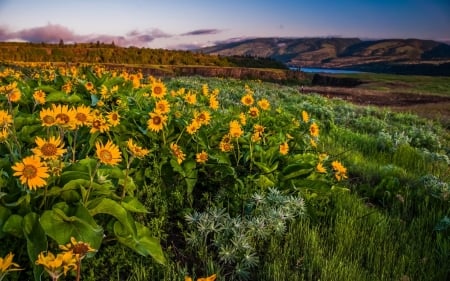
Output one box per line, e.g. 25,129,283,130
255,175,276,188
114,221,166,264
2,214,23,238
253,161,279,174
60,170,91,183
87,198,136,236
282,165,313,180
40,203,103,250
121,197,148,213
0,206,12,238
46,91,82,103
23,212,47,281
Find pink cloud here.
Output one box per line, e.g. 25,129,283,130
0,24,173,47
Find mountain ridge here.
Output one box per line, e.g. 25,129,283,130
197,37,450,72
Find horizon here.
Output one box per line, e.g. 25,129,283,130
0,0,449,49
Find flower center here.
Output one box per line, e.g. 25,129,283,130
43,115,55,124
56,113,70,124
153,86,162,95
41,143,57,156
99,150,113,162
76,113,87,122
152,116,161,125
93,120,101,128
23,164,38,178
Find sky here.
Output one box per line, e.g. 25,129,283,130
0,0,449,49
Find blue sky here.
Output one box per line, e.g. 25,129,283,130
0,0,449,49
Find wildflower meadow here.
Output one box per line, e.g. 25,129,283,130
0,63,449,281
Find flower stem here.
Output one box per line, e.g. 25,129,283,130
121,157,133,200
84,162,100,204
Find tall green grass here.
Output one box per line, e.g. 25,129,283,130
259,192,448,281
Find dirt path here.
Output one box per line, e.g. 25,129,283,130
302,86,450,126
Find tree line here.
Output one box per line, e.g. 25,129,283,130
0,42,287,69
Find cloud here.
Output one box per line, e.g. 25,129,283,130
0,24,173,47
14,24,76,42
181,29,222,36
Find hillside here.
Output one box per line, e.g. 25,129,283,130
199,37,450,75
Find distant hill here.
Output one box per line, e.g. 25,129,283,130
198,37,450,75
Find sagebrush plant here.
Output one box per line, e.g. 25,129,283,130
184,188,306,280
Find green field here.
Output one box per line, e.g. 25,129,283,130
0,63,448,281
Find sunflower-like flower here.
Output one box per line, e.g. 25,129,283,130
85,81,94,92
257,98,270,110
89,114,110,134
331,160,348,181
186,120,201,135
0,252,21,279
35,251,77,280
151,80,167,99
52,104,77,130
147,112,167,132
316,162,327,173
209,95,219,110
107,111,120,127
40,107,57,127
241,94,254,106
170,143,185,164
61,82,72,94
0,110,13,128
33,90,46,104
95,140,122,166
239,112,246,125
196,151,208,164
127,139,150,159
12,155,50,190
154,99,171,114
253,124,265,137
248,106,259,118
279,142,289,155
194,110,211,126
201,84,209,96
302,111,309,123
0,128,9,142
251,132,261,142
184,92,197,105
310,122,319,137
74,105,92,127
8,89,21,103
229,120,243,138
32,136,67,160
219,141,233,152
59,237,96,261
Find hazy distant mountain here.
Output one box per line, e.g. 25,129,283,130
198,37,450,69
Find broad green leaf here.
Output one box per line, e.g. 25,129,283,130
2,214,23,238
46,91,82,103
253,161,279,174
60,170,91,183
114,221,166,264
0,206,12,238
23,212,47,281
87,198,136,236
40,203,103,250
282,166,313,180
121,196,148,213
255,175,276,188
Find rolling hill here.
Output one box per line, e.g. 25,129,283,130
198,37,450,75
